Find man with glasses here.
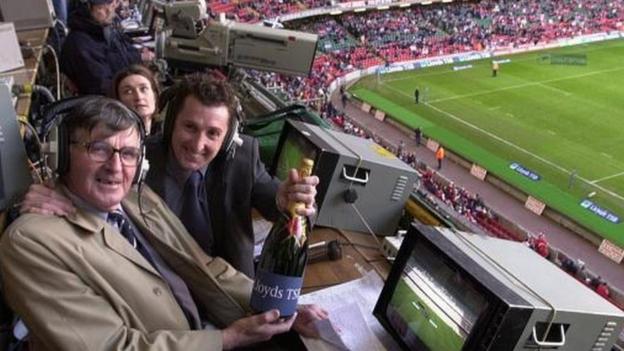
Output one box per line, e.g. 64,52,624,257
0,97,326,350
21,73,319,278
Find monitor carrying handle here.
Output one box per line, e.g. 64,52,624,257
531,324,565,347
342,166,369,184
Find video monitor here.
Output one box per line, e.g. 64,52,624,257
272,123,319,181
0,83,32,211
139,0,166,34
375,224,624,350
137,0,149,18
271,120,418,235
150,4,166,33
378,234,489,350
140,0,153,28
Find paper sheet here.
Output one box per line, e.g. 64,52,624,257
299,270,401,351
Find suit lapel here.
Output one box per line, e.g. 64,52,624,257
63,202,160,277
122,187,208,273
101,225,160,276
120,188,197,270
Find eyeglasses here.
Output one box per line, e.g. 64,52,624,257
72,140,141,166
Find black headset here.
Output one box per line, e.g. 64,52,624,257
160,85,243,161
40,96,149,184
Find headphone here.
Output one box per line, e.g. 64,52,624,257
40,96,149,185
160,85,244,161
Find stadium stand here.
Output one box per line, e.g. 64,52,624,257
183,0,624,339
4,0,624,348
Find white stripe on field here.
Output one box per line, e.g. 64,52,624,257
381,41,624,83
377,82,624,201
421,102,624,202
428,66,624,103
537,83,572,96
591,171,624,184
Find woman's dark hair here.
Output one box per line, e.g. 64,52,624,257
112,64,161,109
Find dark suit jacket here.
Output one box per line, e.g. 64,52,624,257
61,6,141,95
145,134,281,277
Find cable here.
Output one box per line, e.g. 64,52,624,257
53,19,68,37
13,85,55,104
44,44,61,100
30,159,49,183
333,228,389,281
27,159,45,184
350,203,382,247
364,257,389,264
137,180,151,231
17,118,48,183
319,113,387,248
339,240,380,251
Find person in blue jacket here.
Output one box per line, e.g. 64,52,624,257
61,0,153,95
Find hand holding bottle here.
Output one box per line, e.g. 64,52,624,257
276,166,319,217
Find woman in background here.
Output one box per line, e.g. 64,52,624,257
112,64,162,134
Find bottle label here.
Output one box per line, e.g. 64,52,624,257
250,269,303,317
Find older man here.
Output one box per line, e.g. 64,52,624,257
1,97,325,350
61,0,153,95
23,73,319,278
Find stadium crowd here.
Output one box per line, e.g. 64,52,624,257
30,0,624,326
207,0,333,23
3,0,620,348
241,0,624,252
244,0,624,107
327,106,620,307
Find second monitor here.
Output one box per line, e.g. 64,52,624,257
272,120,418,236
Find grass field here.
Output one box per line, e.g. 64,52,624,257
389,277,465,351
350,39,624,246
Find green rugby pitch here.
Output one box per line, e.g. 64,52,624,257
350,39,624,245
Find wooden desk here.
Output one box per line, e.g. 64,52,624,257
303,227,391,293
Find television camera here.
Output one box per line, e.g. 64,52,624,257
154,0,318,76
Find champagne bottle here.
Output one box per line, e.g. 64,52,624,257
250,158,314,317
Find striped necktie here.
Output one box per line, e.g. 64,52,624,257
108,211,140,250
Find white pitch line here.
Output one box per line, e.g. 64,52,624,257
378,72,624,202
380,81,413,99
428,66,624,103
601,153,613,159
381,41,624,83
383,67,466,82
591,171,624,184
422,102,624,202
537,82,572,96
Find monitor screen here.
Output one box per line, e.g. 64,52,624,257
140,0,154,28
377,225,624,350
0,83,32,211
140,0,166,33
273,124,318,181
376,228,490,351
